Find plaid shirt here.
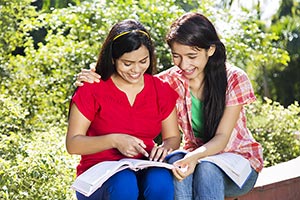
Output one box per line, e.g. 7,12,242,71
156,64,263,172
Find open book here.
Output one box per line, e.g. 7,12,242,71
71,158,174,197
165,150,251,188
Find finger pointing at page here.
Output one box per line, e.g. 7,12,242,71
135,142,149,158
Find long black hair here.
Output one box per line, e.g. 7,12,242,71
166,12,228,142
95,19,156,80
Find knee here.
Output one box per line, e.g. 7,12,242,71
195,161,224,180
143,168,174,198
193,162,226,199
145,168,173,190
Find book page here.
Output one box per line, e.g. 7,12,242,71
199,153,251,188
120,158,174,170
76,161,131,185
71,160,132,196
71,178,93,196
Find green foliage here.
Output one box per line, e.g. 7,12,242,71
41,0,82,10
247,98,300,167
0,126,78,200
0,94,77,199
215,11,290,100
269,1,300,106
0,0,299,199
218,0,300,107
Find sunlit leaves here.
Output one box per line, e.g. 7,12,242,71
247,98,300,167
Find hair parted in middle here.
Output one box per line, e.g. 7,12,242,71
95,19,157,80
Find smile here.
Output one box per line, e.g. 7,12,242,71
183,68,195,75
129,73,141,79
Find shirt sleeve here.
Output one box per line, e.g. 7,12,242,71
153,77,179,120
71,83,99,121
226,67,256,106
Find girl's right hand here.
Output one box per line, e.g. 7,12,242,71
74,68,101,86
172,154,198,181
112,134,149,158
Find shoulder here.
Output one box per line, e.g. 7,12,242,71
226,63,248,79
77,81,100,90
75,79,107,96
226,63,252,85
225,63,256,105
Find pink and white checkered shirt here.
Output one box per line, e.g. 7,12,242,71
156,64,264,172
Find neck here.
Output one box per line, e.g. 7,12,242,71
189,76,204,100
112,74,144,88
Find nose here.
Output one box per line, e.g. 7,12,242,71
131,63,141,73
178,57,189,70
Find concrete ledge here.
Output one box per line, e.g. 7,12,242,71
228,156,300,200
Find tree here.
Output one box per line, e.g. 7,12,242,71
219,0,300,106
270,0,300,106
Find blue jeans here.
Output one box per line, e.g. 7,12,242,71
76,167,174,200
167,153,258,200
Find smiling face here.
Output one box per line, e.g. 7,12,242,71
170,42,215,81
114,45,150,85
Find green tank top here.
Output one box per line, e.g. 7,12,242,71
191,92,204,139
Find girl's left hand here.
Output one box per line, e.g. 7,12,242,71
149,146,172,162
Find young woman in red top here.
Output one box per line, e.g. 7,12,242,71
66,19,180,200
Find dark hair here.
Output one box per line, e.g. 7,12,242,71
166,12,228,142
95,19,156,80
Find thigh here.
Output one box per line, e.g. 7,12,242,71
76,169,139,200
173,173,193,200
138,167,174,200
165,152,192,200
193,161,225,200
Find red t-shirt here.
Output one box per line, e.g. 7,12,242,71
72,74,178,175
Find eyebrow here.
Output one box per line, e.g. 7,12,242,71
121,55,149,62
171,52,197,56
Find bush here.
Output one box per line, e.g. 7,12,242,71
0,126,78,200
247,98,300,167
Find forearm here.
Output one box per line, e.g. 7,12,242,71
186,133,229,160
66,134,116,155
